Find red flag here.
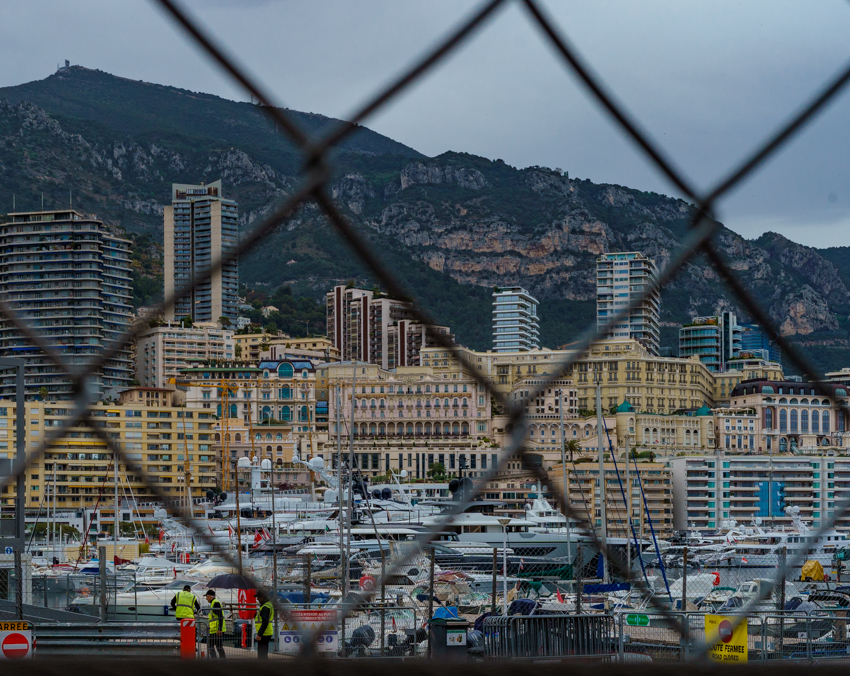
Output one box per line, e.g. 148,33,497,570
228,524,234,539
391,616,397,631
253,530,262,545
144,535,150,545
171,542,176,553
556,589,565,604
158,529,164,543
262,527,271,540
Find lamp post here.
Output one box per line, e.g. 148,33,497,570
235,456,251,574
497,517,511,615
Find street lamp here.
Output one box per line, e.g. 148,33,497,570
236,456,251,574
497,517,511,615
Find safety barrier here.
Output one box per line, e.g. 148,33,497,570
483,614,615,659
33,622,180,657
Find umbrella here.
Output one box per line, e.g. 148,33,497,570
207,573,255,589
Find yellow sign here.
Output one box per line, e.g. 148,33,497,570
706,614,748,663
0,623,30,632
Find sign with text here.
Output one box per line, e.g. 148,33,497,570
706,615,747,663
0,623,32,660
279,609,339,654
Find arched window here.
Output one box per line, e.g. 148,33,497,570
266,445,272,454
278,363,294,378
779,398,788,405
281,405,291,421
765,408,773,430
425,422,432,435
230,403,237,418
461,422,469,435
255,433,262,441
415,423,422,435
370,399,376,409
261,406,271,421
276,445,283,455
379,424,385,435
779,409,787,432
801,410,809,433
369,424,377,435
452,422,460,435
812,410,820,434
265,433,272,441
823,410,830,433
216,404,222,417
278,387,291,399
790,409,798,432
406,423,413,435
434,399,441,408
215,433,221,441
299,406,309,421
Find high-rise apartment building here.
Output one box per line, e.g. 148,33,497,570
679,311,742,372
163,180,238,324
740,323,781,363
492,287,539,352
0,209,133,399
135,322,234,388
596,252,660,356
326,285,450,369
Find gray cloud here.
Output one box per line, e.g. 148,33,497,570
1,0,849,245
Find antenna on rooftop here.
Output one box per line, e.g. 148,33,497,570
41,192,44,211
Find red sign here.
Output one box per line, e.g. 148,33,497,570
1,632,31,660
290,609,338,622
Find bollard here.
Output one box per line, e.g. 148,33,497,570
180,618,196,659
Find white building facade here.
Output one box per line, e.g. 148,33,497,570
596,252,660,356
492,287,540,353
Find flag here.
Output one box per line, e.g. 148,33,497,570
144,535,150,545
262,527,271,540
556,589,565,604
742,557,748,563
253,530,262,546
519,558,525,571
228,524,234,540
158,529,164,543
171,542,175,553
391,616,397,631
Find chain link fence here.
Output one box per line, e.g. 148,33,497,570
1,0,850,662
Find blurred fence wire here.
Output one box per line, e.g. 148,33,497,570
0,0,849,661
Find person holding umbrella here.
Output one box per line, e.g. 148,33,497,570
205,589,226,658
254,589,274,659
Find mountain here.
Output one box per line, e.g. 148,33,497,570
0,66,849,373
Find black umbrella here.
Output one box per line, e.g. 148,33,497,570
207,574,255,590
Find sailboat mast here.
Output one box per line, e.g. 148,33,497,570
596,382,608,583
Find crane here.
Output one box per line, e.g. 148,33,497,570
167,377,260,496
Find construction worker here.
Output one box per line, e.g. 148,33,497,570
205,590,226,659
253,589,274,659
171,583,201,620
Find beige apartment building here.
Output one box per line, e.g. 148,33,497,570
712,357,783,404
324,362,497,479
0,388,218,510
135,323,234,388
550,461,674,539
422,337,715,413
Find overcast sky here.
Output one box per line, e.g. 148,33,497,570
2,1,850,246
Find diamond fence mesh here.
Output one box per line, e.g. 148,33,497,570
0,0,849,662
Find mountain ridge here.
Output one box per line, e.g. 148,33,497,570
1,66,849,373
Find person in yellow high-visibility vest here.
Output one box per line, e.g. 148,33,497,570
253,589,274,659
205,590,226,658
171,584,201,619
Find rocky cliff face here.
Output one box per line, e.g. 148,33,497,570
0,90,847,360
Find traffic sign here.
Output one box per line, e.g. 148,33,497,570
706,614,747,663
625,614,649,627
3,547,12,555
0,629,32,660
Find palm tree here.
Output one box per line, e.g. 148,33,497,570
564,439,582,460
